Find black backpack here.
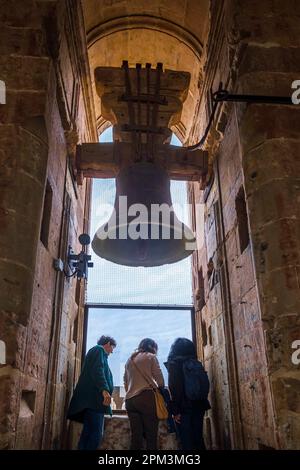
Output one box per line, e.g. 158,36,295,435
182,358,210,401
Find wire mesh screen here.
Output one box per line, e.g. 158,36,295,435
86,178,193,304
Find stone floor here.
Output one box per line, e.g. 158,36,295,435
70,415,179,450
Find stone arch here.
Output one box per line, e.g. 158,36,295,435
83,1,210,141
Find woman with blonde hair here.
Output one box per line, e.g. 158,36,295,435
124,338,165,450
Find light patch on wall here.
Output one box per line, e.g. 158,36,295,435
0,80,6,104
291,340,300,365
19,391,36,418
195,204,205,250
291,80,300,105
0,340,6,364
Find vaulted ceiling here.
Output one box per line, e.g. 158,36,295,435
82,0,210,140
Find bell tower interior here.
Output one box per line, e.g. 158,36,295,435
1,0,300,452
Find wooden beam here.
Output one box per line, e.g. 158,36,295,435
76,142,208,183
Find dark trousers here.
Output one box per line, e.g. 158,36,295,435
78,409,104,450
177,409,206,451
125,389,159,450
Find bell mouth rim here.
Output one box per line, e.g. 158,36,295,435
91,226,197,267
93,251,194,267
94,222,196,241
91,240,195,267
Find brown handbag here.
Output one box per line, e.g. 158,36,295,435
131,359,168,420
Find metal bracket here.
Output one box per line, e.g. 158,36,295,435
213,89,294,105
65,234,94,280
186,83,296,152
119,93,168,105
121,124,165,134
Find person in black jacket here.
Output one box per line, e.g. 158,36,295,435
166,338,210,450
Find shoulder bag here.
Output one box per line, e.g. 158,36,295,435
131,358,168,420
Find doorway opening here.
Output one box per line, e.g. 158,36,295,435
83,304,193,411
84,127,194,410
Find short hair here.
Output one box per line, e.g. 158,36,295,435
97,335,117,347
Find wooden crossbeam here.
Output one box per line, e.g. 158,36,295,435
76,142,208,184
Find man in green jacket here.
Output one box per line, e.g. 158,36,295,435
67,335,116,450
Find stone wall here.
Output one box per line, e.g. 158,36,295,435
0,0,97,449
190,0,300,449
83,0,210,142
1,0,300,451
235,0,300,449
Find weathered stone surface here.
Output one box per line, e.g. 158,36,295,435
0,0,97,451
0,314,26,369
243,140,300,196
236,71,299,98
0,26,48,57
0,366,22,448
0,90,47,124
227,244,255,305
239,46,300,76
266,326,300,373
1,0,300,453
247,179,300,230
258,266,300,322
232,287,261,342
240,105,300,155
233,0,300,17
0,212,42,269
0,56,50,91
231,0,300,447
271,370,300,449
252,218,300,274
272,374,300,415
0,261,33,326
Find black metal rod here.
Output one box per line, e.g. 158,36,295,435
82,304,89,365
214,91,293,105
186,87,295,152
85,303,193,310
119,94,168,105
190,306,197,346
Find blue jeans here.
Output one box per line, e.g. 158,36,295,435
78,409,104,450
176,409,206,451
159,387,176,434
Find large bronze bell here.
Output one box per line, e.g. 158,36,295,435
92,162,196,267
